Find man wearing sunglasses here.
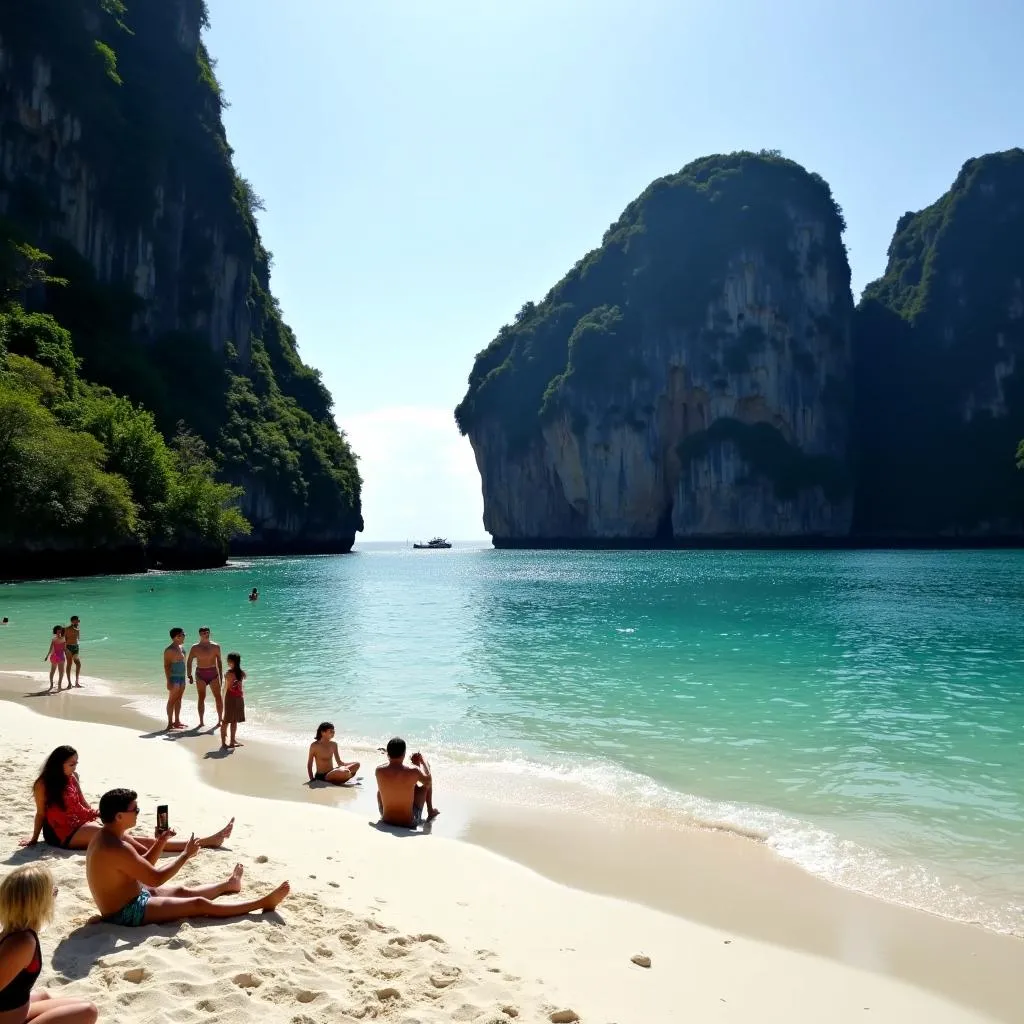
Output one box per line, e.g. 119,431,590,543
86,789,290,926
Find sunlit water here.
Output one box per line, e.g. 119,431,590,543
2,545,1022,934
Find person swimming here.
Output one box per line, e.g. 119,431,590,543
248,588,259,602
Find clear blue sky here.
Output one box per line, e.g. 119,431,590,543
206,0,1023,541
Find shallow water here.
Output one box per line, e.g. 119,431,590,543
2,545,1022,933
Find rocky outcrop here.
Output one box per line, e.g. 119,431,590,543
0,1,362,562
457,153,853,544
854,149,1024,538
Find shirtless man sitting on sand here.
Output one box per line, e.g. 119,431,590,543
375,737,439,828
307,722,360,785
187,626,223,728
86,788,290,926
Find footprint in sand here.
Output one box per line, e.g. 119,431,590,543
255,855,269,864
338,931,361,947
380,944,409,959
121,967,149,984
294,989,319,1004
375,987,401,1001
429,965,461,988
548,1011,580,1024
501,1008,519,1019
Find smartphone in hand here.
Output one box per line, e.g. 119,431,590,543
156,804,169,836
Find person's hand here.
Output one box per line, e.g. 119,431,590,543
156,828,177,843
18,837,36,847
410,752,422,765
184,833,201,859
187,676,193,685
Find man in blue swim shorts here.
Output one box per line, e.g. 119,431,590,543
86,788,290,926
163,627,188,731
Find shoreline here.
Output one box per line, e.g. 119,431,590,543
1,669,1020,1021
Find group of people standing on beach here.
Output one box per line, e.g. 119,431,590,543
162,626,246,749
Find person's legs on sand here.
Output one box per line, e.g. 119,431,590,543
154,863,244,899
142,881,290,923
48,662,57,692
196,677,207,726
72,653,82,688
166,686,176,731
326,766,355,784
210,680,224,726
26,991,98,1023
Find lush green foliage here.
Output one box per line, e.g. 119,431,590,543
855,149,1024,533
455,151,849,458
0,290,247,553
0,0,361,554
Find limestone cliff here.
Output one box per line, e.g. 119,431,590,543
0,0,362,561
456,153,853,544
854,149,1024,537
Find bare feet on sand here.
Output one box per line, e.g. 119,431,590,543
261,881,290,911
222,863,244,895
205,817,234,848
427,809,441,820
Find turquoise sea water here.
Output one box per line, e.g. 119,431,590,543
1,546,1022,934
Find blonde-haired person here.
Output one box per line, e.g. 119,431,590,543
0,864,98,1023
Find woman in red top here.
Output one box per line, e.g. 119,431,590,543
19,746,234,854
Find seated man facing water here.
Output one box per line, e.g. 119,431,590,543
86,788,290,926
375,738,439,828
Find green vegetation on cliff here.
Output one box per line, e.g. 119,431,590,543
455,151,850,506
0,0,361,564
456,153,847,448
855,149,1024,534
0,236,246,554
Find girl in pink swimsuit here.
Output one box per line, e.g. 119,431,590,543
43,625,66,693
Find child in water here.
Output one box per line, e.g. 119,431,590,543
0,863,98,1022
43,626,66,693
221,652,246,748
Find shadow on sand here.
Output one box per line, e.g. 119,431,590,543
52,912,286,980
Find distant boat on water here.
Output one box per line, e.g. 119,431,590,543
413,537,452,549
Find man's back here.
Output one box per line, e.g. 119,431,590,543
376,763,420,826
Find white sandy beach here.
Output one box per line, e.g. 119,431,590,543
0,697,1016,1024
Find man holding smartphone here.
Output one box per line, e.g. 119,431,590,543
86,788,290,925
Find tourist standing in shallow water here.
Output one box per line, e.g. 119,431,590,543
163,628,188,731
187,626,223,728
221,652,246,749
64,615,82,688
43,626,66,693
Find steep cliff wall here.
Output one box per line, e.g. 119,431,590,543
456,153,853,544
854,149,1024,537
0,0,361,561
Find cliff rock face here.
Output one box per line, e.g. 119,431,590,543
0,0,362,559
457,153,853,543
854,149,1024,537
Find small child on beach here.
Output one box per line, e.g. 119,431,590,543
0,863,98,1022
221,651,246,749
43,626,66,693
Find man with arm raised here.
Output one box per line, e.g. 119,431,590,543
86,788,289,926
